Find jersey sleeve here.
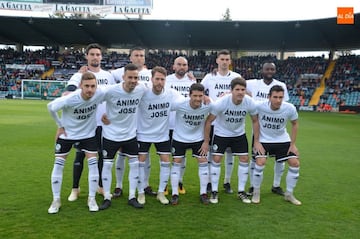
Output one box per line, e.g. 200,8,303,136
47,94,71,128
67,73,82,87
289,104,298,121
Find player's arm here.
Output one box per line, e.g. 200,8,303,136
186,71,197,81
251,114,265,155
47,97,67,139
288,119,299,156
62,73,81,96
199,114,216,155
78,65,88,74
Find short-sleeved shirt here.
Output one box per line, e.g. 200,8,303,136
137,88,183,143
67,70,116,126
47,88,104,140
201,71,241,100
111,67,152,88
246,79,289,102
171,99,211,143
102,83,146,142
210,94,257,137
165,73,195,129
256,101,298,143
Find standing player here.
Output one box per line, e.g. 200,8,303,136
137,66,183,205
251,85,301,205
66,43,116,201
165,56,196,195
246,61,289,196
170,83,212,205
110,47,156,198
203,77,259,204
201,49,241,194
47,72,104,213
99,63,146,210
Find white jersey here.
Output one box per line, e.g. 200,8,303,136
165,73,195,129
246,79,289,102
67,70,116,126
47,88,104,140
172,99,211,143
201,71,241,100
210,94,257,137
257,101,298,143
137,88,183,142
111,67,153,88
102,83,147,142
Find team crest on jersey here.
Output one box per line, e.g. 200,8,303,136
212,144,218,152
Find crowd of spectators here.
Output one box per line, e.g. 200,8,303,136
0,47,359,107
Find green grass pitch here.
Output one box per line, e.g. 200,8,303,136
0,100,359,239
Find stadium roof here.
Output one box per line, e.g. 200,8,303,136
0,14,359,51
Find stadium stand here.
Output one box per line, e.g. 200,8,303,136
1,48,359,108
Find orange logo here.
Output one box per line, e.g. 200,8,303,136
337,7,354,24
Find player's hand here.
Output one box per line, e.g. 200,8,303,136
199,142,209,156
253,141,265,155
56,127,66,140
288,144,299,157
203,95,211,105
78,65,88,73
187,71,196,81
101,114,110,125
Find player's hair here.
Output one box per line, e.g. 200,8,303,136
130,46,145,55
124,63,139,72
262,61,276,69
217,49,230,57
230,77,246,90
269,85,284,96
189,83,204,95
85,43,102,55
81,72,96,82
151,66,167,77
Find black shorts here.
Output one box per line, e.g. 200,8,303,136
138,140,171,155
102,137,138,159
55,136,98,156
212,134,248,156
74,126,102,151
255,142,297,162
171,140,204,158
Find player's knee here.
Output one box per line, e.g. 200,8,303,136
288,158,300,167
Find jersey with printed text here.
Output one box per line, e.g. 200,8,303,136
246,79,289,102
210,94,257,137
137,88,183,142
111,67,153,88
165,73,195,129
47,88,104,140
172,99,211,143
201,71,241,100
257,101,298,143
67,70,115,126
102,83,146,141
